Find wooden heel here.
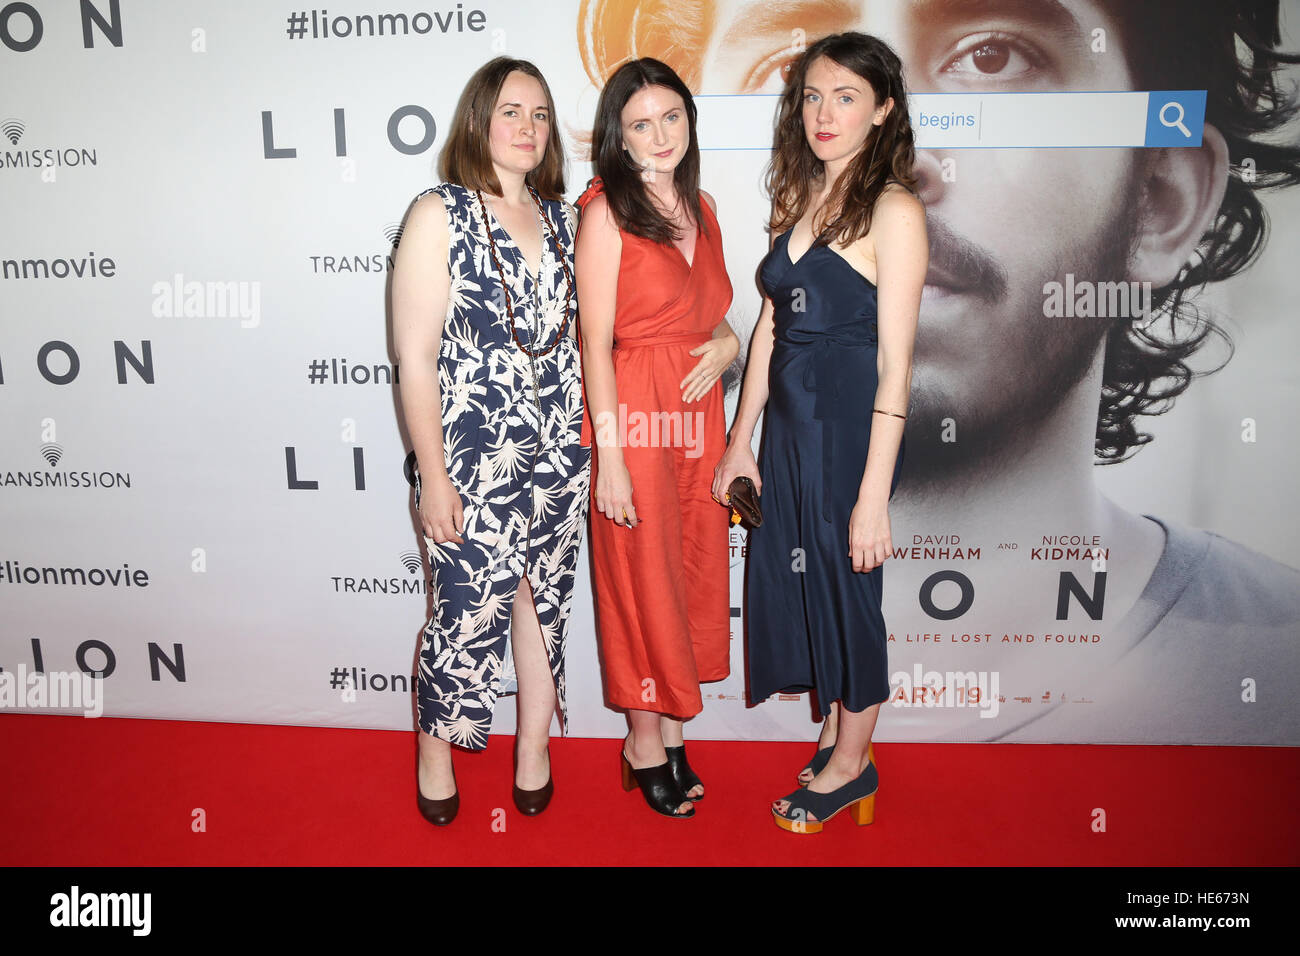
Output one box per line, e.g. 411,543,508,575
620,753,637,791
850,794,876,826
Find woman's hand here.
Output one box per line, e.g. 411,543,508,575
681,328,739,403
596,459,638,528
848,496,891,572
418,472,466,545
712,441,760,507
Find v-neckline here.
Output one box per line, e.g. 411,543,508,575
782,230,878,288
671,198,714,271
784,228,814,268
672,241,696,271
481,193,545,283
669,224,699,271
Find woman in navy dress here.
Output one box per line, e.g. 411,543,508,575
714,33,927,833
393,58,590,825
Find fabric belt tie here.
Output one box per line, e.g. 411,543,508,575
787,330,878,523
613,330,712,351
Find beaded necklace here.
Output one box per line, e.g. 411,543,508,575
475,185,575,358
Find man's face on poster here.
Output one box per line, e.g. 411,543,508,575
698,0,1177,468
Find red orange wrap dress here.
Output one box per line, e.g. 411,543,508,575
575,177,733,718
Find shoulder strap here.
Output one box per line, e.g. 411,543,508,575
883,178,919,198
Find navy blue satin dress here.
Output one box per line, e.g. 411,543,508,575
745,229,905,715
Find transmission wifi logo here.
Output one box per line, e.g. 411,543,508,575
0,119,98,170
329,553,429,594
0,436,132,489
308,224,396,274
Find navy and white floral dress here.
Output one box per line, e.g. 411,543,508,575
412,181,591,751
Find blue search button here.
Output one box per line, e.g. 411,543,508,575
1144,91,1206,147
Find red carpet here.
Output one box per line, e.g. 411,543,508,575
2,714,1296,866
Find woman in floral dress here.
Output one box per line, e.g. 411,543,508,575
393,57,590,825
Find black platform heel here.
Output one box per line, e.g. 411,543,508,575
621,751,695,818
664,744,704,801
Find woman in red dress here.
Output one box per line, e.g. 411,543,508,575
576,58,738,818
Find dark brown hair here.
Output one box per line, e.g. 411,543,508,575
438,56,566,198
590,57,706,243
767,32,917,247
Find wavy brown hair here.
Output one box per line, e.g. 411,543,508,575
767,32,917,247
590,57,706,243
438,56,566,199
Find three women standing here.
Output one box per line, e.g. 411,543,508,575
393,58,590,826
394,32,923,833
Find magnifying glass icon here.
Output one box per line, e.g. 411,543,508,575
1160,101,1191,138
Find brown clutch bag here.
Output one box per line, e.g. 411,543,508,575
727,476,763,529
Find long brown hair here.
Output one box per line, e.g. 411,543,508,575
438,57,566,199
591,58,706,243
767,33,916,246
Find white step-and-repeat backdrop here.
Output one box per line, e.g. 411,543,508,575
3,0,1298,744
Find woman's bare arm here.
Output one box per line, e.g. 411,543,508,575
712,226,779,501
726,220,779,453
392,191,464,543
847,185,927,572
859,186,926,505
576,192,638,526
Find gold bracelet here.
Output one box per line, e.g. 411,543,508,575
873,408,907,420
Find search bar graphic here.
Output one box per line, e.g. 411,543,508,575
695,90,1207,150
